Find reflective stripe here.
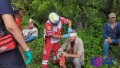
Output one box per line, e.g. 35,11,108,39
47,33,53,36
47,30,53,33
42,60,48,65
46,30,53,35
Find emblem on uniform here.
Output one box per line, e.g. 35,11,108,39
47,26,51,30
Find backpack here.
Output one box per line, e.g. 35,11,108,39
0,16,16,53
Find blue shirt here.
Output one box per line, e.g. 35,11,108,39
0,0,13,35
0,0,13,15
102,22,120,39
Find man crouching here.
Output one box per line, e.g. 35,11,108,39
57,30,84,68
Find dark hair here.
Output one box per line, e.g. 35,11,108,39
13,7,24,20
33,23,38,28
13,8,22,15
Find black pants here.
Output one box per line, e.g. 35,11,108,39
0,48,26,68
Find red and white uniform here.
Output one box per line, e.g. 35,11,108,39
42,17,68,68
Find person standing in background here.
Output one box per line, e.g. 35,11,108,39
14,7,24,30
0,0,32,68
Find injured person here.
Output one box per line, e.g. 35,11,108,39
57,30,84,68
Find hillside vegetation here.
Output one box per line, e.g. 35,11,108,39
12,0,120,68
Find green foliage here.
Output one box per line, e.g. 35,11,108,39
12,0,120,68
20,15,29,29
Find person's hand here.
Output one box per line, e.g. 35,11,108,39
57,51,62,59
61,52,68,57
24,50,32,65
62,34,69,38
68,27,72,34
59,53,65,67
107,37,112,44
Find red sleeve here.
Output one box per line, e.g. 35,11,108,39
45,22,53,36
60,16,69,24
15,18,22,30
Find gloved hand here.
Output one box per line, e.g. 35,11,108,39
62,34,69,38
68,27,72,34
24,50,32,65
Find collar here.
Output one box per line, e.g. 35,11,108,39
107,22,118,26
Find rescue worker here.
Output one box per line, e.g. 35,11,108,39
42,12,72,68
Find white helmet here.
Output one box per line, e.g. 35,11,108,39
49,12,60,25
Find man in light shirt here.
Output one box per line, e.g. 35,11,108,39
57,31,84,68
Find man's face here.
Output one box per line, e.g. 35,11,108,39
52,20,59,26
109,17,116,23
28,22,34,28
68,36,76,42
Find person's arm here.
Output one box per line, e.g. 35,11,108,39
68,20,72,28
51,30,69,39
52,34,63,38
62,38,83,58
61,51,80,58
60,17,72,33
75,38,84,58
30,30,36,34
45,22,68,39
60,17,72,27
64,53,80,58
29,28,38,35
2,14,30,51
57,39,68,59
58,39,68,51
102,24,108,39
